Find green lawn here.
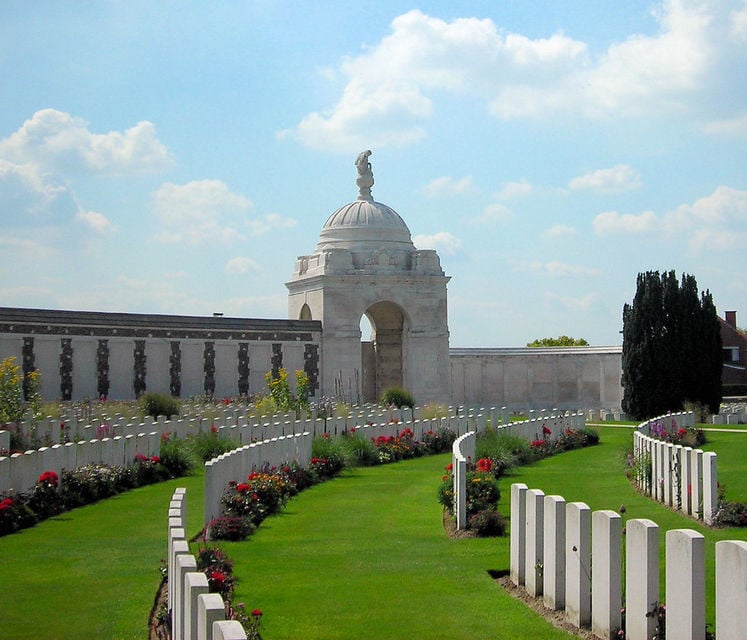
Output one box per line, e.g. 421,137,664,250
1,425,746,639
0,471,205,640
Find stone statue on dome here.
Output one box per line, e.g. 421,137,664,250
355,150,374,199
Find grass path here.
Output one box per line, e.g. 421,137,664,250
223,453,578,640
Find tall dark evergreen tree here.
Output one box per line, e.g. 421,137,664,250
621,270,723,419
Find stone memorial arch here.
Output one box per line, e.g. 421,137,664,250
286,151,451,404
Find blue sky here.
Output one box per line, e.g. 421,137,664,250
1,1,745,347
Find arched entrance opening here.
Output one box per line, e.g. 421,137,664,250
299,303,312,320
360,301,406,403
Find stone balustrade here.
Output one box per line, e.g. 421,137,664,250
510,482,747,639
633,411,718,523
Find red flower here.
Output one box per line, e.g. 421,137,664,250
350,427,356,433
0,497,13,511
210,571,226,585
135,453,148,462
530,439,546,448
542,425,552,436
445,463,453,471
677,428,687,437
236,483,250,493
38,470,59,488
211,425,219,434
161,432,172,442
252,609,263,617
222,397,231,405
150,456,160,464
476,458,493,473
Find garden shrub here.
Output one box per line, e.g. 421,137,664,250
380,386,415,408
158,434,195,476
139,392,180,419
208,515,255,541
421,427,457,454
468,509,507,537
438,465,500,519
311,434,345,471
339,431,380,466
189,430,239,462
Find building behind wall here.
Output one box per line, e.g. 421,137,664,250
0,307,321,402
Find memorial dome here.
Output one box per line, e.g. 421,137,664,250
314,150,415,252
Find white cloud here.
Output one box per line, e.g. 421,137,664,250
544,291,598,312
593,210,658,235
523,261,601,278
662,185,747,250
422,175,475,198
0,109,172,174
75,209,116,234
225,256,262,275
0,158,77,223
245,212,298,237
153,179,252,245
569,164,642,193
475,203,515,223
413,231,462,255
590,185,747,251
291,3,746,149
703,112,747,135
494,180,532,199
543,224,577,239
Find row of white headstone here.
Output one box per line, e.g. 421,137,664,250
634,411,718,523
510,482,747,640
168,488,248,640
0,430,161,494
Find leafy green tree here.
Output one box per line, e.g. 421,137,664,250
621,270,722,419
526,336,589,347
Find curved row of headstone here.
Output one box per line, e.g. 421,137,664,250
510,483,747,640
633,411,718,523
167,488,248,640
450,412,587,531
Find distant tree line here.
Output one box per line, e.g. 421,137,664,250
621,270,722,420
526,336,589,347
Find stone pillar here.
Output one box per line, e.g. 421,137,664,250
510,483,528,586
525,489,544,597
716,540,747,640
625,519,659,640
591,510,622,639
565,501,591,628
543,495,566,611
665,529,705,640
